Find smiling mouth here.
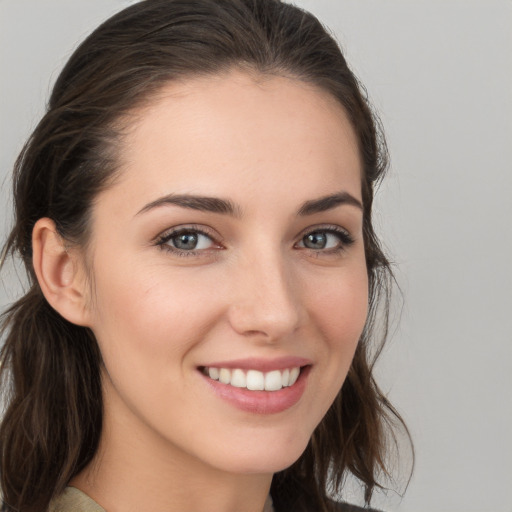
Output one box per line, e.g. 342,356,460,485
200,366,304,391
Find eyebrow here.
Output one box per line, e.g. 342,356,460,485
297,192,363,216
136,191,362,217
136,194,241,217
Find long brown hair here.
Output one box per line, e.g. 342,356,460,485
0,1,411,511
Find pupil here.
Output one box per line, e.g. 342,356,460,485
175,232,198,250
305,232,326,249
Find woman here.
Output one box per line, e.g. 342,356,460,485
0,1,409,511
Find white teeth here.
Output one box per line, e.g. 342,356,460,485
230,369,246,388
265,370,283,391
208,367,220,380
219,368,231,384
289,367,300,386
204,366,302,391
246,370,265,390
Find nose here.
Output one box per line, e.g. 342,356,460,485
227,251,303,343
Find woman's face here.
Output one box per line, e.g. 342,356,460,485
84,70,368,475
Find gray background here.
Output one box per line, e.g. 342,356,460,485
1,1,511,511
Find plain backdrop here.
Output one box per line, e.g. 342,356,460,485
1,1,511,511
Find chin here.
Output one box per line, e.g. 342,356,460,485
218,452,304,475
206,427,313,475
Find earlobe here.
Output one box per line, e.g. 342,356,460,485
32,218,91,327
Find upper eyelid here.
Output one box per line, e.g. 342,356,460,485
297,224,352,239
155,224,221,242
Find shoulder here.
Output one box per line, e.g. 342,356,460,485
48,487,105,512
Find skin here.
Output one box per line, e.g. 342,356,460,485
34,70,368,512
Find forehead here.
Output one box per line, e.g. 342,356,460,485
102,70,362,214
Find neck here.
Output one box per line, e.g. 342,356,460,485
70,378,273,512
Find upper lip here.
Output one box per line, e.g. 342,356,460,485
199,356,312,372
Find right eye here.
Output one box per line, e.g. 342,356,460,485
156,227,221,256
168,231,213,250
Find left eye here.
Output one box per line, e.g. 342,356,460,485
297,230,350,250
161,230,215,251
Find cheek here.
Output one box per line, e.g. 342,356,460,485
87,261,229,428
311,266,369,345
306,264,369,398
88,258,224,368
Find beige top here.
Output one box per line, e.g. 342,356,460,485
49,488,105,512
49,487,274,512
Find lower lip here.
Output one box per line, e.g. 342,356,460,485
200,366,310,415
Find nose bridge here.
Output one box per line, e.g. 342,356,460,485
228,244,302,341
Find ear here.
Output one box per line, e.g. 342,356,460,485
32,218,91,327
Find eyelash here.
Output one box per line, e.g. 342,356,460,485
296,225,355,255
155,225,221,257
155,224,355,257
